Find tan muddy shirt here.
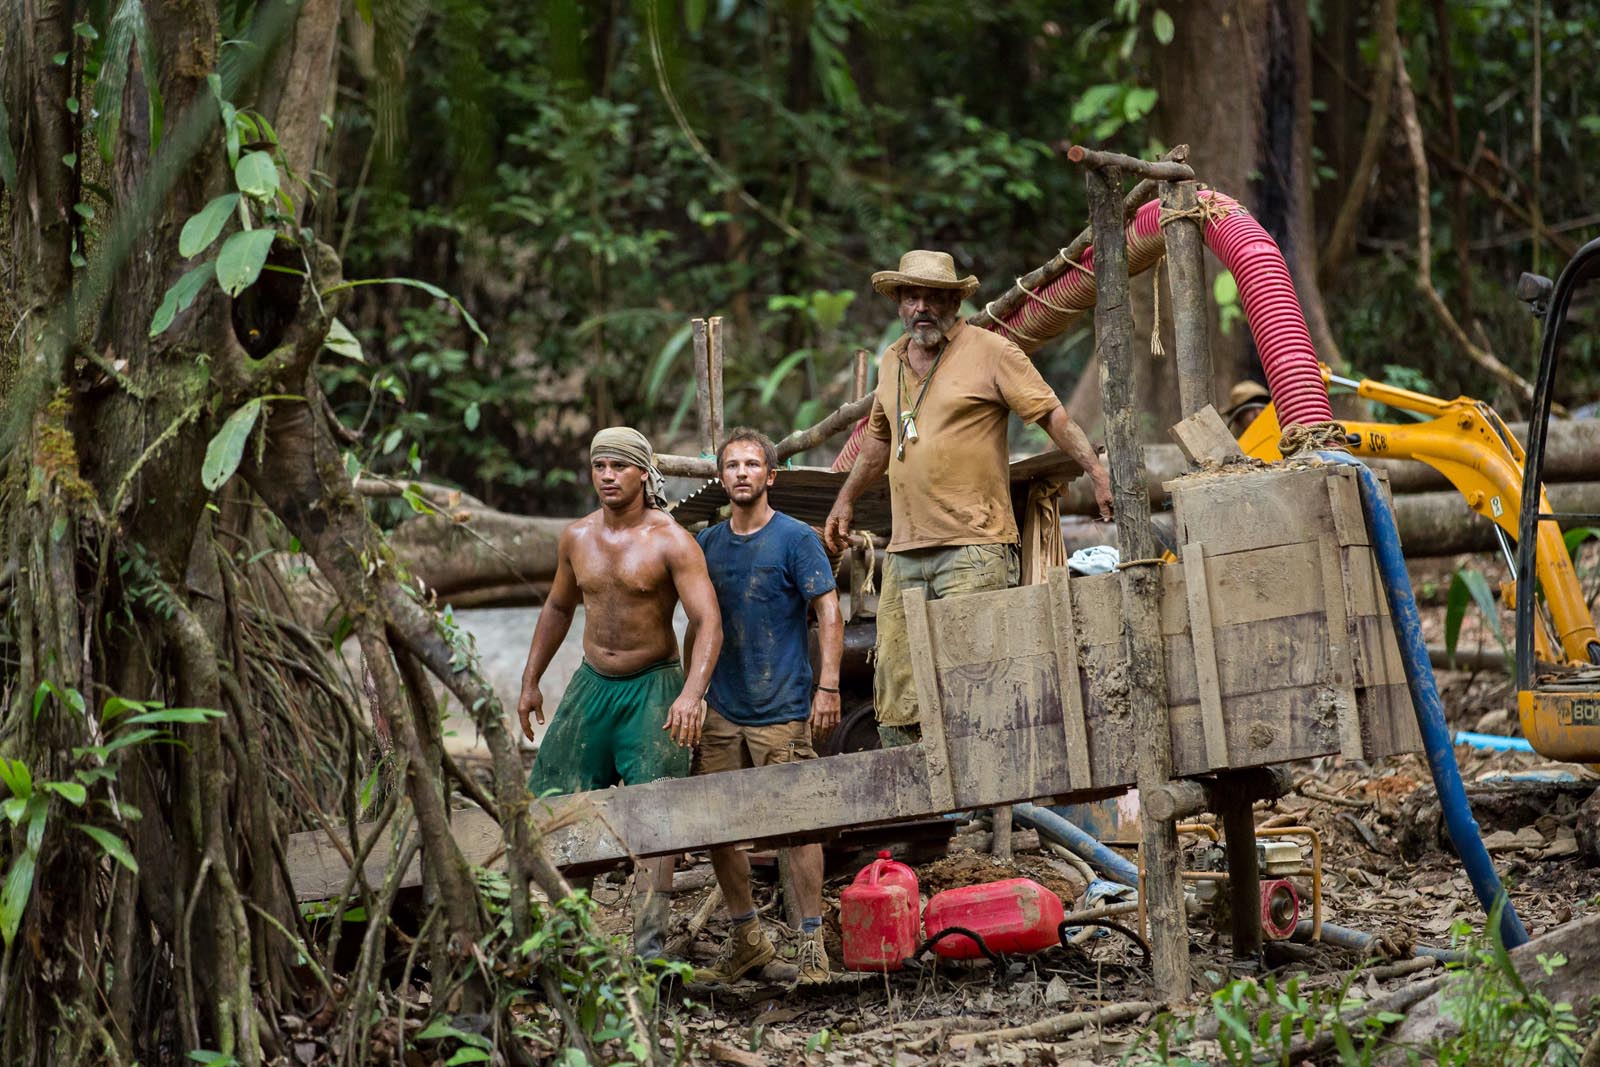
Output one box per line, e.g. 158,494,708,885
866,318,1061,552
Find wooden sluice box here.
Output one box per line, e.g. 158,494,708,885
286,463,1420,901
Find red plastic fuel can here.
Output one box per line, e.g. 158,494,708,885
924,878,1065,959
841,851,921,971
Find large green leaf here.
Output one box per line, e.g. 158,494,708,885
201,398,262,491
234,150,279,200
149,263,214,337
1562,526,1600,556
124,706,224,726
42,782,86,806
215,229,276,297
94,0,163,162
75,825,139,873
644,321,693,404
1444,567,1507,665
323,318,364,361
0,758,32,800
179,193,239,258
758,349,811,406
321,277,488,345
1,851,36,947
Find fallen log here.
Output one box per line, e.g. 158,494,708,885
1388,911,1600,1050
390,509,566,601
947,1000,1159,1050
1060,481,1600,557
1060,420,1600,514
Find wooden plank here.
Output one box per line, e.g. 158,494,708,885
708,315,725,451
691,317,712,454
1169,405,1247,466
1326,465,1370,547
1171,466,1368,555
903,587,956,810
1181,542,1230,769
1318,532,1364,759
936,653,1073,806
1048,567,1093,789
287,744,936,900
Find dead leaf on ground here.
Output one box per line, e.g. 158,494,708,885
707,1039,766,1066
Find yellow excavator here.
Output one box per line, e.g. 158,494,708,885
1232,324,1600,763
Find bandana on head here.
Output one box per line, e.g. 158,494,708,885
590,426,666,507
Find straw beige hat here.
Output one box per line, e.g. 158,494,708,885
1224,380,1271,415
871,249,980,299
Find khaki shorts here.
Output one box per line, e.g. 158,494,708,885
695,706,817,774
875,542,1020,729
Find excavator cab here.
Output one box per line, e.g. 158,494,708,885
1515,237,1600,762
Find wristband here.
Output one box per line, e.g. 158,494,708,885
816,685,839,693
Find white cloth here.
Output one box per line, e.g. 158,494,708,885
1067,545,1120,576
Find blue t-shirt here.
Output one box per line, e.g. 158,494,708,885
697,511,837,726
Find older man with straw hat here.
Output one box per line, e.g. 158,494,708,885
518,426,723,959
824,250,1112,747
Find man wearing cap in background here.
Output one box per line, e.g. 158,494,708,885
1224,379,1272,437
518,426,723,960
823,250,1113,747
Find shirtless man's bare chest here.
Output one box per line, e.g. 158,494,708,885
566,511,682,675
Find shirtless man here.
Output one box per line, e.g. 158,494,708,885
517,426,722,960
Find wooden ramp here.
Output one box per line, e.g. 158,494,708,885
287,464,1420,902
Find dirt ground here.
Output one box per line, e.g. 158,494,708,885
578,597,1600,1065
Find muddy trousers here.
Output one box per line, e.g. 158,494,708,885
874,543,1019,745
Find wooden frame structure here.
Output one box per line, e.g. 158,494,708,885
285,152,1423,1005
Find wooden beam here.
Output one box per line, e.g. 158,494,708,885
1161,179,1215,419
1170,406,1248,467
903,588,957,811
708,315,725,452
1047,568,1093,789
287,745,935,900
1085,160,1189,1002
691,317,713,456
1181,543,1230,770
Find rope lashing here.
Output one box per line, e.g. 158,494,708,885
1150,260,1166,359
1278,421,1351,457
1116,557,1168,570
857,530,878,599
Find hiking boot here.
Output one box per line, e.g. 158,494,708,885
693,919,775,984
794,928,830,985
633,893,671,962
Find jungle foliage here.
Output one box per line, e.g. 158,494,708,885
2,1,1599,1064
322,0,1600,515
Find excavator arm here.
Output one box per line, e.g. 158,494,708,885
1236,369,1599,668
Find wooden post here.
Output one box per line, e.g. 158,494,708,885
691,317,713,456
991,806,1013,861
1161,180,1214,422
708,315,725,452
1219,791,1263,965
1085,162,1190,1002
852,348,870,402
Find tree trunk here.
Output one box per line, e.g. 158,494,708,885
0,3,571,1063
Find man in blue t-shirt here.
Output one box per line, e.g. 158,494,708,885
685,428,843,985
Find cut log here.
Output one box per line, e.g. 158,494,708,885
390,509,566,601
1059,420,1600,514
1389,912,1600,1048
1061,482,1600,557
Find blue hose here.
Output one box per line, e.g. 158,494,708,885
1293,920,1465,962
1012,802,1141,886
1317,451,1529,948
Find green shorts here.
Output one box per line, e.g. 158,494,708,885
527,659,692,796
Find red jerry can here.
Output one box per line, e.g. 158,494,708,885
841,851,921,971
924,878,1065,959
